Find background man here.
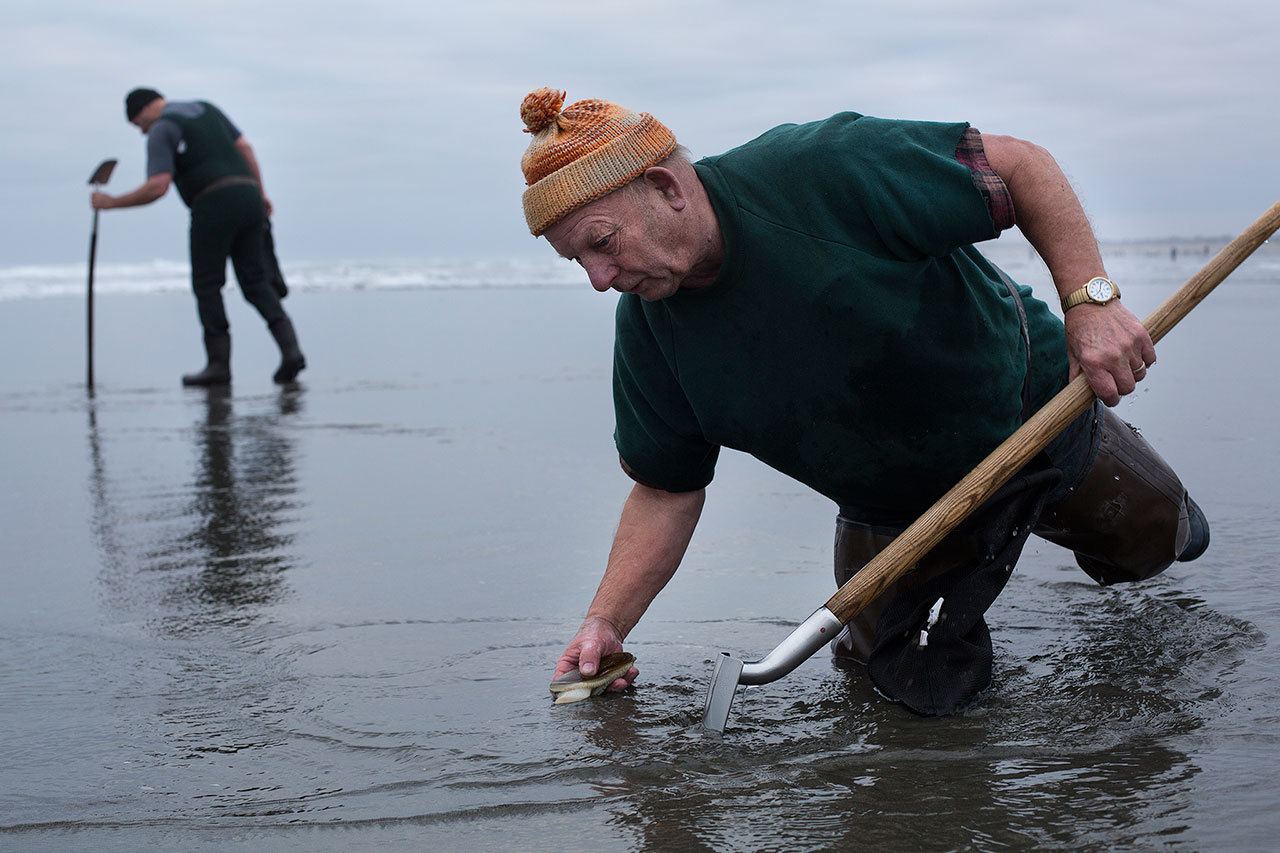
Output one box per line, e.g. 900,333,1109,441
518,87,1209,713
92,87,305,386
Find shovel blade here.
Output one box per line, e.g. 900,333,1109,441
701,652,744,733
88,159,118,186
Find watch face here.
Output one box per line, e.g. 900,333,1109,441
1086,277,1114,302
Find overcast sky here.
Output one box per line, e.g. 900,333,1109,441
3,0,1276,266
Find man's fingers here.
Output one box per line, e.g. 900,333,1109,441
1142,339,1157,367
553,658,577,678
606,667,640,692
1086,365,1120,407
577,639,603,676
1115,368,1137,398
1127,358,1147,385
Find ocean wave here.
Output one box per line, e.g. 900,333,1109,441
0,258,588,302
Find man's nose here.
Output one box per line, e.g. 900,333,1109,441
582,259,618,293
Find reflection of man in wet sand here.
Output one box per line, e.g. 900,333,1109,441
91,88,306,387
174,388,301,616
85,386,303,624
517,88,1210,713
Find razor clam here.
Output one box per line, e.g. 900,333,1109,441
549,652,635,705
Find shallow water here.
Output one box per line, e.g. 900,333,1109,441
2,245,1278,849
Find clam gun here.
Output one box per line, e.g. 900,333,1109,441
701,200,1280,734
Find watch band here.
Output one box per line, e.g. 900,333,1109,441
1061,288,1095,311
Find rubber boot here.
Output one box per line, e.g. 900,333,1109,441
1036,409,1192,585
268,317,306,384
182,334,231,387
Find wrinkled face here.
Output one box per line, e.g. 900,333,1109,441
544,180,689,302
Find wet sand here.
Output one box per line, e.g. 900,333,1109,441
2,249,1279,850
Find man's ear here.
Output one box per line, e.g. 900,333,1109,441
643,166,686,212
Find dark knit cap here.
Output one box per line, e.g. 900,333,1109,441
124,88,163,121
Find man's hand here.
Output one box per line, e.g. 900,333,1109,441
262,195,274,217
1064,301,1156,406
90,174,170,210
548,483,704,696
553,615,639,692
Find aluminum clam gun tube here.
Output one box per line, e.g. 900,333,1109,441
699,199,1280,736
702,607,844,733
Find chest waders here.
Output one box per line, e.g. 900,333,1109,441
163,102,306,386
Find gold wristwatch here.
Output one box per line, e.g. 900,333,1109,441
1062,276,1121,312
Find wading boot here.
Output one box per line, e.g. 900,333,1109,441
1037,409,1196,585
181,333,231,387
268,317,306,384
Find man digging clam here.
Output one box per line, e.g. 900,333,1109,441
92,88,306,387
522,88,1208,712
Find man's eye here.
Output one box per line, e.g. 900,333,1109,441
593,233,614,250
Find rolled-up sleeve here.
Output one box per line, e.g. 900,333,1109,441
955,127,1015,232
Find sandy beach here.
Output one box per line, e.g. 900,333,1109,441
2,244,1279,849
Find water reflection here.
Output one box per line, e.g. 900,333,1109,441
83,386,309,774
87,386,305,631
86,393,127,585
571,593,1214,849
164,387,301,625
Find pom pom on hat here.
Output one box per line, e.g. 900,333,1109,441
521,87,566,134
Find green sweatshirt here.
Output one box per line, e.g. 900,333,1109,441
612,113,1067,516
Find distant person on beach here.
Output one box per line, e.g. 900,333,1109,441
90,88,305,386
518,88,1210,714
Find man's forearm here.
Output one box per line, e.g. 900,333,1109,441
106,177,168,208
983,133,1154,405
585,483,705,638
983,135,1107,300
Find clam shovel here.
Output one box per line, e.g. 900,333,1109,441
85,158,117,391
702,200,1280,733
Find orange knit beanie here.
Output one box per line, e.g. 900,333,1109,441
520,87,677,236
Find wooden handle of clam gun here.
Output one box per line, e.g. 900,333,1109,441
825,200,1280,625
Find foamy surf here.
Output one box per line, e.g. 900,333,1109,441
0,257,588,302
